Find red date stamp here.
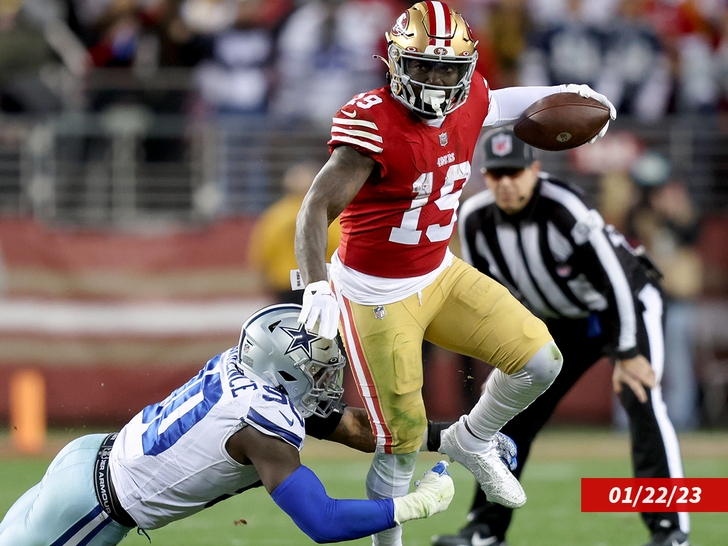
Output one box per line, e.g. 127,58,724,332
581,479,728,512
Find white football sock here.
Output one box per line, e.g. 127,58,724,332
464,341,562,445
366,451,419,546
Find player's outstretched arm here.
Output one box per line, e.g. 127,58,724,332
228,426,454,543
392,462,455,524
485,84,616,142
312,409,448,455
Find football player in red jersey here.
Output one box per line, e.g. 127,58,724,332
294,3,616,545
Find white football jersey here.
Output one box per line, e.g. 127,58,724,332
109,347,306,530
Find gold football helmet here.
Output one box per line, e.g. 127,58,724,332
386,1,478,118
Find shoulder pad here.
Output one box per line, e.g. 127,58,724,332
244,387,305,451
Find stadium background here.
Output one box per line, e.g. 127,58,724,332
1,0,728,445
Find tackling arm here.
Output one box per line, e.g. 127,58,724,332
314,410,517,469
228,424,394,542
228,425,453,543
305,404,376,453
322,406,377,453
311,407,439,454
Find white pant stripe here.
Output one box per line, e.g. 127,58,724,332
332,281,388,450
640,284,690,533
64,511,109,546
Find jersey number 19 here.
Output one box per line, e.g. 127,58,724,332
389,162,470,245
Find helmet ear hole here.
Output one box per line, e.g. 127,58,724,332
278,370,296,382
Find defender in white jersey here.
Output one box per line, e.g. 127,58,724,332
0,304,454,546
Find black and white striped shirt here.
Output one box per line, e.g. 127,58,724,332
458,174,655,359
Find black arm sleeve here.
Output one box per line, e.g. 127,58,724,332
304,402,347,440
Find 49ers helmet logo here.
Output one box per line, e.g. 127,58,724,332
391,11,410,37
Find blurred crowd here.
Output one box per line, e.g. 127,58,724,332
3,0,728,124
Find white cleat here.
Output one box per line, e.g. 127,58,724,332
439,421,526,509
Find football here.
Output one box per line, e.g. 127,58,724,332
513,93,611,151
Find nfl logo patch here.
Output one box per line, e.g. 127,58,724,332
492,133,512,156
373,306,387,320
439,132,448,146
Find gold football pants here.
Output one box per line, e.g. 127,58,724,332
333,257,552,454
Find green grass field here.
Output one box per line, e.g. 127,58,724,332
1,428,727,546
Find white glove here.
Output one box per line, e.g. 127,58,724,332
565,84,617,143
298,280,339,339
392,461,454,525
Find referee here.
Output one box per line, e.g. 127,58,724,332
432,128,689,546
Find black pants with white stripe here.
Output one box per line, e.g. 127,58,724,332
464,283,688,540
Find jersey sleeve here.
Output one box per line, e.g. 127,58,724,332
483,84,565,127
244,388,306,451
328,93,385,158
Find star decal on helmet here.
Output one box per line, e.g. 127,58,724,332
279,322,322,359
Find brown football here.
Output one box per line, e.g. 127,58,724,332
513,93,611,151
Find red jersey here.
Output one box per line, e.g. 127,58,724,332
328,75,490,278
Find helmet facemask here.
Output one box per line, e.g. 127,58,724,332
237,304,346,418
388,43,477,118
298,358,345,418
